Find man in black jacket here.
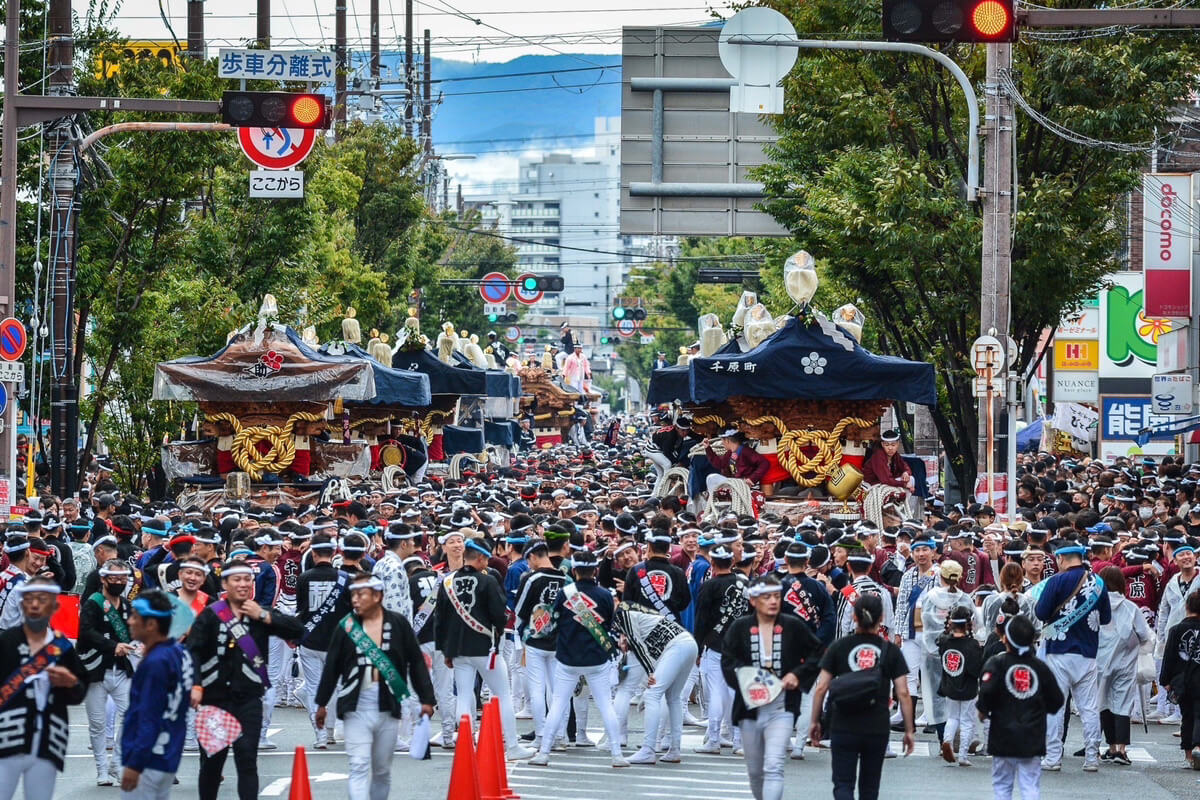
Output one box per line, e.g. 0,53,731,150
316,572,435,800
295,534,351,749
623,532,690,623
694,545,748,754
0,577,87,800
977,614,1064,800
187,559,303,800
721,574,821,800
513,539,567,746
435,537,533,759
78,559,135,786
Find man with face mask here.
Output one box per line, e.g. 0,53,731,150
78,560,136,786
0,577,87,800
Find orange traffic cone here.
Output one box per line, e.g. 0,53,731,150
447,715,482,800
485,698,519,800
288,746,313,800
477,700,502,800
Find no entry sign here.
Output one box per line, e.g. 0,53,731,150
0,318,26,362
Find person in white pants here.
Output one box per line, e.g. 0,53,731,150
314,574,435,800
79,560,137,786
529,550,628,768
512,541,568,747
616,603,699,763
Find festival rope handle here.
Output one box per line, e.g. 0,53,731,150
207,411,326,481
776,416,875,487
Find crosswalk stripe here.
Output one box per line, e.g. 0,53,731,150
1126,747,1155,762
511,766,751,786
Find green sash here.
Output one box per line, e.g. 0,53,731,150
340,614,410,701
89,592,130,643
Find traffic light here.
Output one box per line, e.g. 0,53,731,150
488,311,518,323
612,304,648,321
221,91,331,129
521,275,565,293
600,335,611,344
612,306,627,321
882,0,1016,42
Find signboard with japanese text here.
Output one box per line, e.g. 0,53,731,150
1098,395,1178,461
95,41,183,80
1098,272,1169,379
218,49,333,82
1056,307,1099,340
1151,373,1194,415
248,170,304,198
1052,373,1099,404
1053,340,1099,371
1142,173,1193,318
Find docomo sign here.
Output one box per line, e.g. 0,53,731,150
1142,173,1193,318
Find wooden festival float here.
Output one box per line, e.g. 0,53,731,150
646,252,936,523
154,300,433,509
516,362,601,448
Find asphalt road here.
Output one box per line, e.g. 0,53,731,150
52,700,1198,800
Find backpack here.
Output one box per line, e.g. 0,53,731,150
828,667,887,714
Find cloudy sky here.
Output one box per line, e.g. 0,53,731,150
112,1,719,62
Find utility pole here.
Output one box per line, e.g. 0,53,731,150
370,0,381,80
423,29,432,153
978,41,1014,495
0,0,20,509
257,0,270,48
48,0,79,498
405,0,414,137
187,0,205,59
335,0,347,124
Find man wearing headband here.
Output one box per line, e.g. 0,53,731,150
434,537,532,760
703,429,770,497
315,573,435,800
245,531,286,750
622,531,690,624
171,556,213,641
721,574,822,800
187,559,303,800
119,590,191,799
513,539,568,749
528,549,627,768
693,545,748,754
0,576,86,800
862,429,915,493
403,543,456,748
296,534,353,750
0,537,51,628
1033,540,1112,771
836,548,895,640
977,613,1064,800
79,559,136,786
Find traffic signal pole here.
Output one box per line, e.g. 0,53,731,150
981,41,1015,510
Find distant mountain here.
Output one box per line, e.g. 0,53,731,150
362,52,622,155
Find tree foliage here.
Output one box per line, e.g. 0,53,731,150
754,0,1200,489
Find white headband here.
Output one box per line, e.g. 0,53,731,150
178,561,209,574
220,566,255,579
747,583,782,598
98,566,132,577
3,542,28,554
14,582,61,597
351,577,385,592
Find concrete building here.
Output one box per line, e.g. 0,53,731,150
467,117,639,321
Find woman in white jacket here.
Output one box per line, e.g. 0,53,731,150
1097,566,1152,766
919,560,975,736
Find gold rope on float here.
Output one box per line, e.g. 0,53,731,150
206,411,326,480
777,417,875,487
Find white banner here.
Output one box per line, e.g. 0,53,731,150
1052,373,1098,404
1052,402,1099,442
218,48,333,82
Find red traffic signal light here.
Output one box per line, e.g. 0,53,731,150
883,0,1015,43
221,91,330,129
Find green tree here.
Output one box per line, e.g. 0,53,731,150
755,0,1200,490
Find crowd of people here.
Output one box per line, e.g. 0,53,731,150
0,420,1196,800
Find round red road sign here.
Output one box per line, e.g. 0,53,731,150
238,126,318,170
0,318,26,362
480,272,512,304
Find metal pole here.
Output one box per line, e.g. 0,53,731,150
187,0,205,59
0,0,20,511
423,29,432,152
405,0,414,137
1007,370,1018,521
257,0,270,48
986,367,995,508
48,0,78,499
980,43,1014,479
370,0,380,80
335,0,347,124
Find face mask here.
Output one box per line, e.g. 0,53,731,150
24,615,50,633
1139,507,1154,520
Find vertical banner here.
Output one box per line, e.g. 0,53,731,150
1142,173,1193,318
